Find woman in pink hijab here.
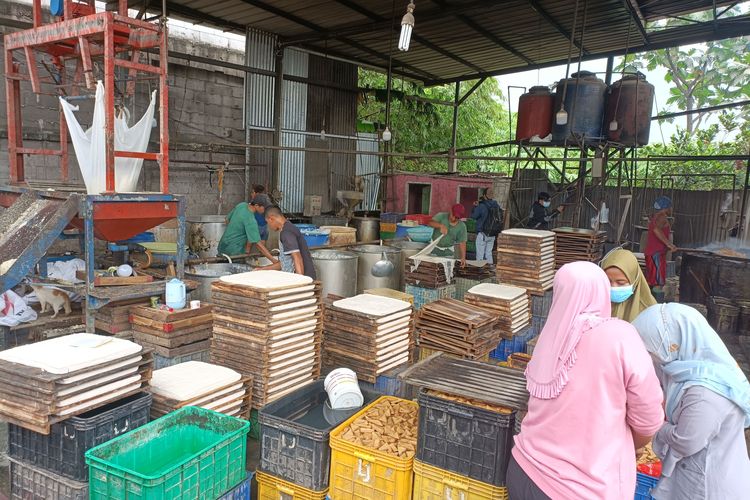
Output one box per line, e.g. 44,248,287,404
508,262,664,500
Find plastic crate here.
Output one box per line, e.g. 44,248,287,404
380,230,396,240
218,472,253,500
249,409,260,440
413,459,509,500
380,212,406,224
10,457,88,500
258,380,380,491
153,349,211,369
86,406,249,499
329,397,418,500
405,214,433,225
464,218,478,233
530,315,546,336
416,389,516,487
256,470,327,500
9,392,152,482
406,284,456,310
634,472,659,500
525,336,538,356
454,277,495,300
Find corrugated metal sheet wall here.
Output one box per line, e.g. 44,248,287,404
356,133,382,211
245,30,366,213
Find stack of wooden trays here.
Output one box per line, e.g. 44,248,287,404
464,283,531,339
96,298,150,335
0,333,152,434
496,229,556,295
416,298,499,360
130,304,213,360
323,294,414,383
404,256,455,288
149,361,252,419
553,227,607,268
455,260,495,280
210,271,322,408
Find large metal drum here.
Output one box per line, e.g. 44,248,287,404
350,245,402,293
351,216,380,242
188,215,227,258
552,71,607,143
386,240,428,289
311,250,358,298
185,263,251,302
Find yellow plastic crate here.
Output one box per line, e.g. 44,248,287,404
364,288,415,305
380,222,398,233
412,460,509,500
329,396,418,500
256,470,328,500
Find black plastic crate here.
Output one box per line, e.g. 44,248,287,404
10,457,88,500
416,388,516,487
259,379,380,491
9,391,152,482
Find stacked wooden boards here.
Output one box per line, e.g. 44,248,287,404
0,334,152,434
96,298,150,335
455,260,495,280
210,271,322,408
553,227,607,268
149,361,252,419
464,283,530,339
323,294,414,383
416,298,499,359
496,229,556,295
404,256,455,288
130,305,212,358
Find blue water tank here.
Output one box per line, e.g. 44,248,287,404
50,0,65,16
552,71,607,144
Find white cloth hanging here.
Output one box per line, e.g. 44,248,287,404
60,81,157,194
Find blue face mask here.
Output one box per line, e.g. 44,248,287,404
611,285,634,303
542,201,551,208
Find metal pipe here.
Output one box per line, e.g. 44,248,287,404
449,82,460,172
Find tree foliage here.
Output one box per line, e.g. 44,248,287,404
358,69,513,172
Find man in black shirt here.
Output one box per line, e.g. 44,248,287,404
258,206,317,279
528,192,564,230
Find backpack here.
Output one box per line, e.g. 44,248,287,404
483,201,504,237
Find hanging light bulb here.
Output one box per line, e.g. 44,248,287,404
555,105,568,125
382,127,392,142
609,119,618,132
320,128,326,140
398,2,415,52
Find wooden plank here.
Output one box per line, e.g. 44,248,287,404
129,314,212,332
130,304,213,322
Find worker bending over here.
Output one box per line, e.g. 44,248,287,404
259,206,317,279
217,199,277,263
428,204,468,267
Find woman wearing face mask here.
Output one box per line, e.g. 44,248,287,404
600,248,657,322
632,303,750,500
508,262,664,500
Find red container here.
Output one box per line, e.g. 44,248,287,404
637,461,662,477
516,86,554,141
405,214,433,225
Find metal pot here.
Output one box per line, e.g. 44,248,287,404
352,217,380,243
188,215,227,258
386,240,428,289
185,263,251,302
350,244,402,293
311,250,358,298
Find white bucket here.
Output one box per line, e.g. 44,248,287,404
324,368,364,410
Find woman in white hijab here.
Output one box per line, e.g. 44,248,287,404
633,303,750,499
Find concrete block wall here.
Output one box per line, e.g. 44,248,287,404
0,1,252,217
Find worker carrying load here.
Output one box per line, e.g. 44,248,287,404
528,192,564,230
257,206,317,280
427,204,468,267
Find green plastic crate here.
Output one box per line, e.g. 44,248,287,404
85,406,249,499
464,218,477,233
249,409,260,440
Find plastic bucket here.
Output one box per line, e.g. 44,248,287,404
324,368,364,409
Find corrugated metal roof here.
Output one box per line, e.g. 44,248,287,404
140,0,750,85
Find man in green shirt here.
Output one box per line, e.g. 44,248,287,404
427,204,468,267
217,201,277,263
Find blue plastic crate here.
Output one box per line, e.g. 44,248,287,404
531,290,554,318
635,472,658,500
219,472,253,500
406,284,456,310
380,212,406,224
489,339,510,362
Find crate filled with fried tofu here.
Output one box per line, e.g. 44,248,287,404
329,396,418,500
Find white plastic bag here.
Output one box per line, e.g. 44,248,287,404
60,81,157,194
0,290,38,327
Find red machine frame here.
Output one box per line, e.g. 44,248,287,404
4,0,169,193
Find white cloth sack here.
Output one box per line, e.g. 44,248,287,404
60,81,157,194
1,290,38,327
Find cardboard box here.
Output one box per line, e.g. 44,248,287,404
303,195,322,216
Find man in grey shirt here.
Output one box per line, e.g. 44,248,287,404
261,206,316,279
